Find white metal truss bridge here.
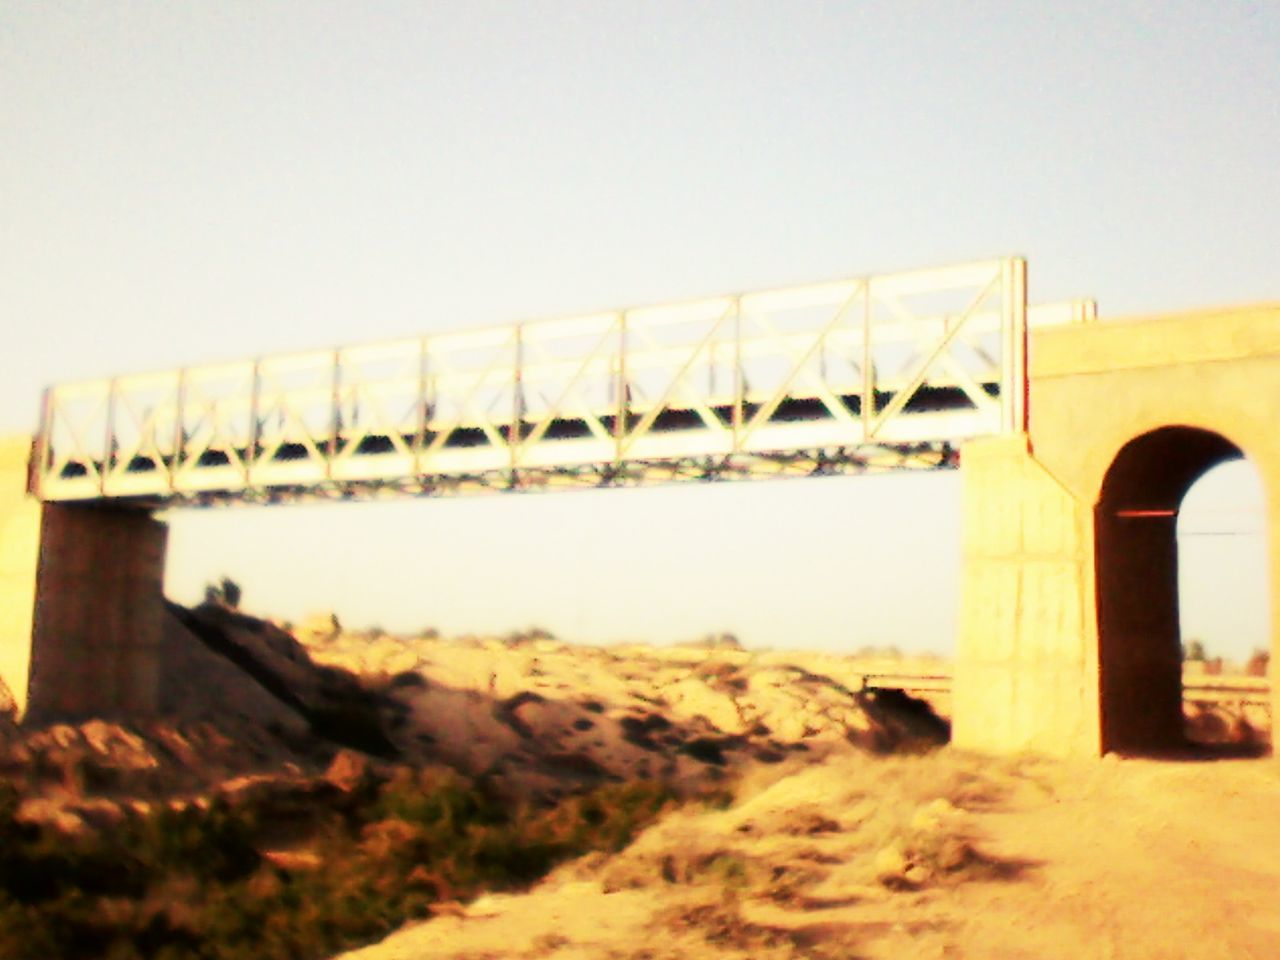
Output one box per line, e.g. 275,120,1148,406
31,257,1095,508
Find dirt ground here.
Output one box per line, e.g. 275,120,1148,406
6,605,1274,959
937,754,1280,960
336,749,1280,960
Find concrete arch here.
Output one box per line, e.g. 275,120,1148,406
1094,426,1249,753
1099,426,1244,509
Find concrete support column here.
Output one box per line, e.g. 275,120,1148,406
952,434,1102,756
26,503,168,722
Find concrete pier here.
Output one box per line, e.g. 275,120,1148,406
952,434,1099,755
27,503,167,721
1,436,166,721
955,304,1280,756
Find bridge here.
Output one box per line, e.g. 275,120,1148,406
1,255,1277,759
32,258,1068,505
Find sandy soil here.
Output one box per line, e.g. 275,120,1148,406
936,755,1280,960
335,750,1280,960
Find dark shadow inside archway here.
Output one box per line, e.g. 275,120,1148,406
1094,425,1267,757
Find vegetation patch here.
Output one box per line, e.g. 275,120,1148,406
0,769,686,960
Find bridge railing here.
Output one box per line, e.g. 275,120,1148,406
33,256,1086,504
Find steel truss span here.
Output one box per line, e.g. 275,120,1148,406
160,445,962,509
32,257,1094,507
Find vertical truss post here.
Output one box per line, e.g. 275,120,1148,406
614,312,627,465
510,323,524,476
861,280,873,443
415,336,429,477
170,368,187,492
31,386,53,498
1001,257,1028,433
247,359,262,485
732,297,743,453
101,378,118,495
327,349,341,479
708,340,716,397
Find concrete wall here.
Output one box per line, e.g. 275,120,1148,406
956,302,1280,756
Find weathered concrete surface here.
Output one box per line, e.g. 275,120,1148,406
0,437,41,717
956,302,1280,756
26,503,168,721
953,434,1097,756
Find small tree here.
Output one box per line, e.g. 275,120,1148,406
204,576,242,609
1183,638,1206,662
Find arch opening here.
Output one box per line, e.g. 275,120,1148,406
1177,459,1271,749
1095,425,1269,755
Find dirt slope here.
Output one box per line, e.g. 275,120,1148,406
335,751,1280,960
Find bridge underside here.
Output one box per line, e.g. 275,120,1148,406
37,363,1007,509
64,442,962,509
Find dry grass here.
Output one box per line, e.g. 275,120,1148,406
521,745,1039,958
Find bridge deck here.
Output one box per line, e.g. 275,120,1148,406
32,257,1094,507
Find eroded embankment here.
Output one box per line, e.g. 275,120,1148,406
0,603,959,959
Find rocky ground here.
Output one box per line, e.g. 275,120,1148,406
0,602,952,838
293,613,954,798
0,604,1274,959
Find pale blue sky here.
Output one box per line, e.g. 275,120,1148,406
2,2,1276,657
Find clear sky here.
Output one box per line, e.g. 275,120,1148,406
2,2,1276,658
